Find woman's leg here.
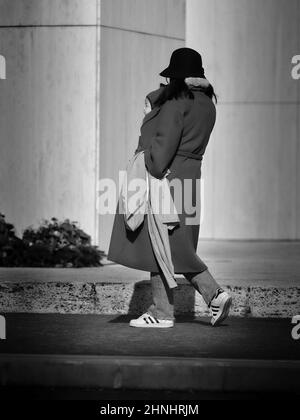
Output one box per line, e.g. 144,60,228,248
146,271,175,321
185,269,232,326
184,269,221,306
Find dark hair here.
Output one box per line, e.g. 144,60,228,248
153,78,217,107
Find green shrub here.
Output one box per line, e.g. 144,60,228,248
0,213,26,266
0,214,104,268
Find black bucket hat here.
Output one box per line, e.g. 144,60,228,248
160,47,205,79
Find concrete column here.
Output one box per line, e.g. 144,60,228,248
99,0,185,251
0,0,100,243
187,0,300,239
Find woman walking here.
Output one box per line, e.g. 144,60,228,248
108,48,232,328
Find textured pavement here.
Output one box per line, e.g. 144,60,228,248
1,241,300,318
0,314,300,395
0,314,299,360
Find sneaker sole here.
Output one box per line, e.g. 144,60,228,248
129,322,174,328
211,296,232,327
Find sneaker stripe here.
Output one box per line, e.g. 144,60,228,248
130,315,174,328
211,296,232,326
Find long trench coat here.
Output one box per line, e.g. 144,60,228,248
107,85,216,274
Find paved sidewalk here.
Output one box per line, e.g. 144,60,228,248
1,241,300,318
0,314,299,360
0,241,300,394
0,314,299,394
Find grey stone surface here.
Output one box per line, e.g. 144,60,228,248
0,315,300,392
0,279,299,318
1,353,300,392
0,241,299,317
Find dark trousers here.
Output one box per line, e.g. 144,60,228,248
147,269,220,321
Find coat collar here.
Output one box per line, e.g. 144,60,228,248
141,82,208,128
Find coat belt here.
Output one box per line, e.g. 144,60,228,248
176,150,203,161
135,147,203,161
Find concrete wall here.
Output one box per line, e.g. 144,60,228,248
0,0,100,242
99,0,185,251
2,0,297,254
187,0,300,239
0,0,185,251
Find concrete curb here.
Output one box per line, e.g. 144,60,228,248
1,239,300,319
1,353,300,392
0,277,300,317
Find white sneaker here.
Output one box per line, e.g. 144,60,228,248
129,313,174,328
209,289,232,326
